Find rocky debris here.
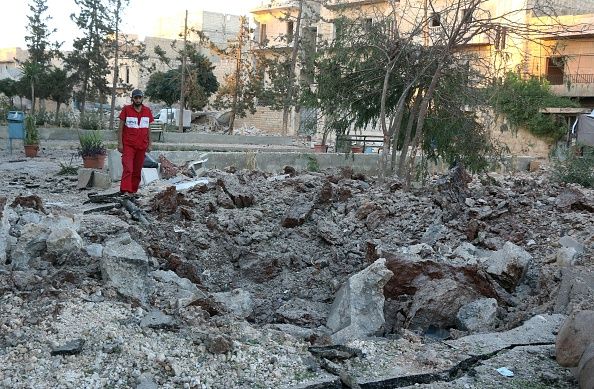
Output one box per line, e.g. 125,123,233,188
447,314,566,355
281,201,314,228
205,334,232,354
158,154,178,179
309,345,363,360
555,310,594,367
1,153,594,388
578,343,594,389
151,186,194,216
140,310,177,329
554,268,594,314
483,242,532,292
327,258,393,343
100,232,151,301
555,187,594,212
456,298,498,332
149,270,207,308
276,298,330,327
211,288,253,318
217,176,254,208
50,339,85,356
382,251,506,332
10,194,46,214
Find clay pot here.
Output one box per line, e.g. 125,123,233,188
24,144,39,158
82,154,107,169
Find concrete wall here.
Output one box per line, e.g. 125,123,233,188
0,126,298,146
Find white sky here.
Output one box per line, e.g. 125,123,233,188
1,0,262,50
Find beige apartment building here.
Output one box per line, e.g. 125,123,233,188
243,0,594,143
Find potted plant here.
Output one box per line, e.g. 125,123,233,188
23,114,40,157
78,130,107,169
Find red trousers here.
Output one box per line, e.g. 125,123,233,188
120,130,148,193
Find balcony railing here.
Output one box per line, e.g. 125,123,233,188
546,73,594,86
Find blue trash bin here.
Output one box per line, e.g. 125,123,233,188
7,111,25,153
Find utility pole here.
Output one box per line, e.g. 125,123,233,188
179,9,188,133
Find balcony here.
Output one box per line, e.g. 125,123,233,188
251,1,300,13
547,74,594,97
325,0,389,9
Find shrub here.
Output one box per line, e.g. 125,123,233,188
24,115,40,145
552,145,594,188
79,112,105,131
78,130,107,157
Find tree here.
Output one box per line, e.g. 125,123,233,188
147,49,218,111
0,79,19,108
22,0,60,114
211,16,263,133
309,0,570,183
43,67,73,123
65,0,112,118
107,0,128,130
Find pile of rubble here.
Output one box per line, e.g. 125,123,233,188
0,158,593,388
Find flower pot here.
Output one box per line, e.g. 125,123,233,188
82,154,106,169
351,145,363,154
24,144,39,158
313,143,328,153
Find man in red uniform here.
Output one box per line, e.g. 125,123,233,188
118,89,154,196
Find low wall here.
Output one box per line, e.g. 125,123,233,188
0,126,297,146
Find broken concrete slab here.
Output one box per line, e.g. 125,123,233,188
554,268,594,314
456,298,498,332
50,339,85,356
483,242,532,292
92,171,112,189
100,232,150,301
107,149,123,181
149,270,207,308
46,227,83,256
77,168,94,189
327,258,393,344
211,288,254,318
77,168,112,189
446,314,566,356
140,310,176,329
141,168,159,186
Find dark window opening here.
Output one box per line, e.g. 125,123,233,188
430,13,441,27
259,24,267,44
462,8,472,23
287,21,294,43
364,18,373,31
546,57,565,85
125,66,130,84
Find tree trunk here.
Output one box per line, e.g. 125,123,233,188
30,81,36,114
109,0,121,131
229,20,245,134
404,63,443,185
281,0,304,136
55,102,61,125
397,89,423,175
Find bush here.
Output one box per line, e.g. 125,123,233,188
552,145,594,188
492,73,577,141
78,130,106,157
79,112,105,131
24,115,39,145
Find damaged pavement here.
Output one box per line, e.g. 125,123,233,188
0,152,593,389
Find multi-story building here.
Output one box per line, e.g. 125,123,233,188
245,0,594,140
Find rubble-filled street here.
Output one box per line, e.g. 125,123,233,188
0,149,593,389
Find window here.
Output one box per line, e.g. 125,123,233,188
287,21,294,43
430,12,441,27
462,8,472,23
546,57,565,85
259,24,267,44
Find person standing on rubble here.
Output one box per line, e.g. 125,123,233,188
118,89,154,196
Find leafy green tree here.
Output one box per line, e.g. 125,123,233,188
64,0,112,118
22,0,60,114
0,79,19,107
491,73,577,140
41,67,73,123
145,51,218,111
